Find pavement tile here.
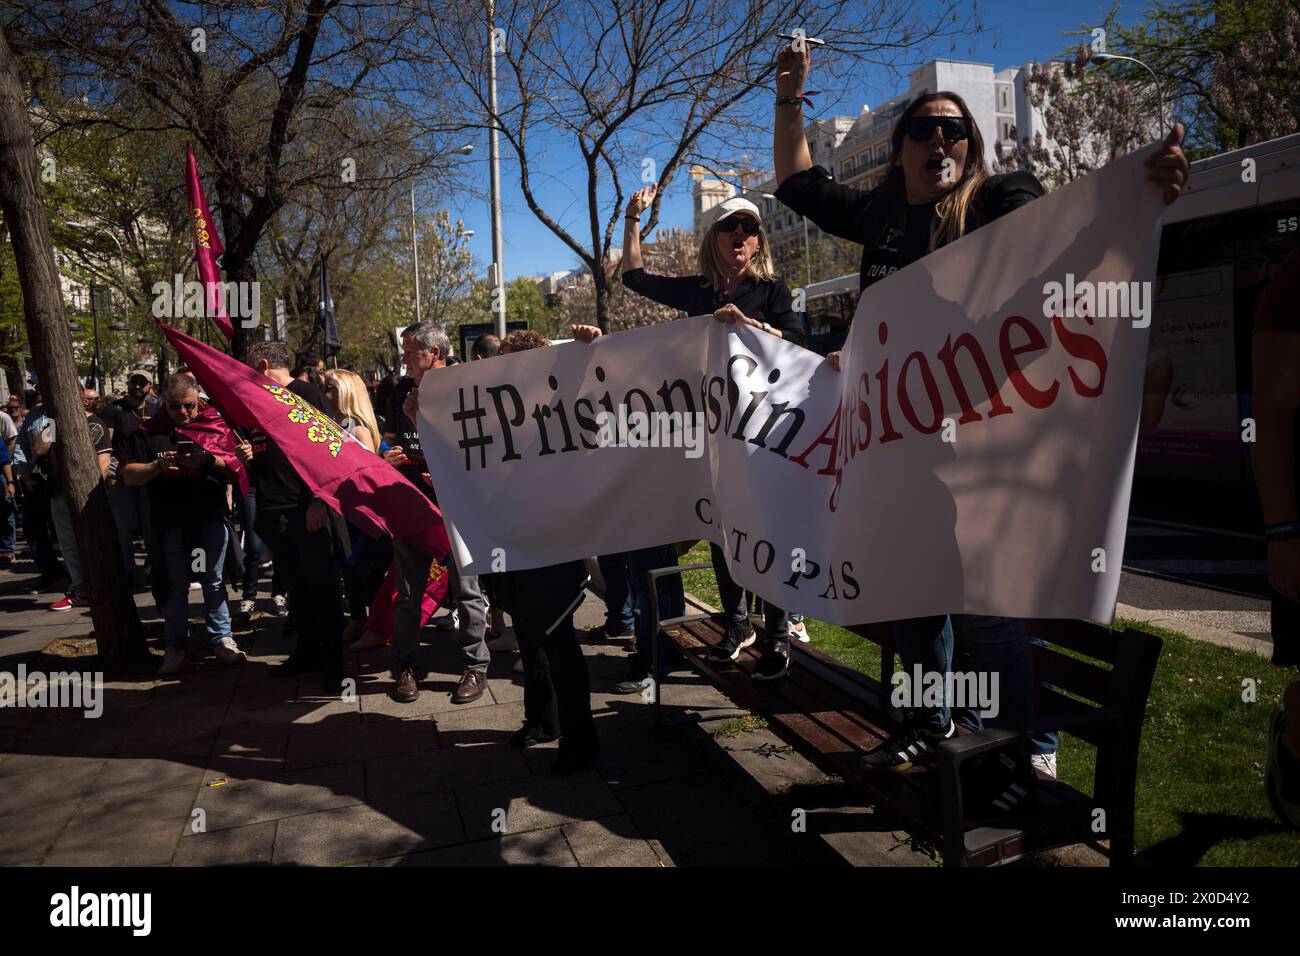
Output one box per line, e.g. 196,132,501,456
713,730,829,797
123,696,231,743
11,718,130,757
372,826,577,867
272,791,464,865
614,773,808,866
365,741,530,802
454,767,623,840
43,784,195,866
225,679,298,716
284,718,438,772
206,734,289,780
0,798,82,865
187,760,366,832
591,716,723,790
171,820,278,866
562,814,665,867
219,695,361,738
0,756,105,816
431,700,528,742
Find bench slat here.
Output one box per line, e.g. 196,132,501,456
1032,644,1114,705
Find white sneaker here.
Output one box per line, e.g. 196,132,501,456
790,620,810,643
237,599,255,618
158,648,187,676
1030,752,1058,779
272,594,288,617
434,609,460,632
213,637,247,666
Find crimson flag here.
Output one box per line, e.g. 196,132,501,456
184,144,234,340
158,321,449,555
144,403,250,496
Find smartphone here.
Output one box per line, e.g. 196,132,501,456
175,439,196,458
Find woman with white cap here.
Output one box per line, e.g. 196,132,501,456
573,183,806,683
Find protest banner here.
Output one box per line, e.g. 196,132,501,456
418,146,1165,625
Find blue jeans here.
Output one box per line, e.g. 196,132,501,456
235,485,267,599
50,494,83,596
596,552,636,633
627,544,684,668
1,484,15,553
157,520,232,649
890,614,1057,756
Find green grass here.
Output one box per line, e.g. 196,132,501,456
679,541,1298,867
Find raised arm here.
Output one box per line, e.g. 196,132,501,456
774,44,813,186
621,184,656,275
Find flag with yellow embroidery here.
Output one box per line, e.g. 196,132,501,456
158,322,449,555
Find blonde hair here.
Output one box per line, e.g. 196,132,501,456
697,216,778,291
883,91,990,252
929,165,988,250
324,368,380,454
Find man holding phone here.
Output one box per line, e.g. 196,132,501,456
123,373,244,676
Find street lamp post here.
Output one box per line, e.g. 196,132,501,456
1090,52,1166,137
68,221,131,391
487,0,507,339
88,283,104,395
410,185,422,323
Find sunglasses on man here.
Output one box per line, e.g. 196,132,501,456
715,216,760,235
167,401,198,412
906,115,971,144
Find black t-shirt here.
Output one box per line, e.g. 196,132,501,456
386,377,429,490
48,414,111,484
103,394,160,459
245,379,336,512
125,424,228,527
620,269,807,347
775,165,1045,292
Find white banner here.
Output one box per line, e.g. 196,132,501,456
419,147,1165,626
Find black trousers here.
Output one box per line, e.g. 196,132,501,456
255,506,345,671
23,482,62,579
515,610,595,751
343,527,392,623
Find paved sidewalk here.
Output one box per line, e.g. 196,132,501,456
0,558,936,867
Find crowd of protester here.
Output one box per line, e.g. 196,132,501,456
2,41,1295,827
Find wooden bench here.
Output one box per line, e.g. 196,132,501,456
646,562,1163,867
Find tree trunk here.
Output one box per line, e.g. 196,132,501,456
593,267,611,334
0,26,144,664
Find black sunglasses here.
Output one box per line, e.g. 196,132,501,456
715,216,760,235
167,402,198,411
906,115,970,144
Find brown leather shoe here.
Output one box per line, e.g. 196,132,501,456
391,665,420,703
452,668,487,704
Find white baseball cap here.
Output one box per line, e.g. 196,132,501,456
713,197,762,224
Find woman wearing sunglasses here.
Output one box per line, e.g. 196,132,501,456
579,184,808,683
771,44,1188,815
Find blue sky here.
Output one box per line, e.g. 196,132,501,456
440,1,1136,281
